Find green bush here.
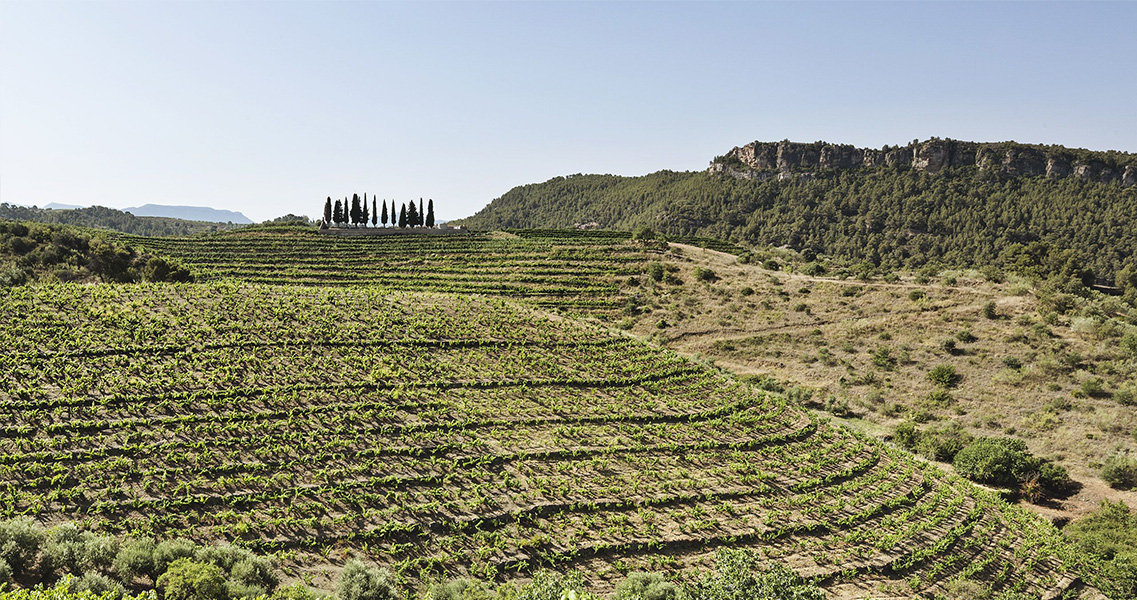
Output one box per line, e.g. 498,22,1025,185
982,301,998,319
1121,332,1137,358
762,259,780,271
73,571,126,599
193,545,253,573
683,548,824,600
0,557,11,586
917,422,973,462
152,539,196,578
113,538,156,583
1064,501,1137,599
0,517,46,578
427,578,496,600
1102,453,1137,490
927,364,960,388
908,290,926,301
870,347,896,370
1081,376,1107,398
924,388,954,407
1116,385,1137,406
952,438,1034,488
647,263,665,282
156,559,227,600
229,556,278,592
270,583,322,600
336,560,400,600
632,226,656,241
693,267,718,282
613,572,678,600
801,262,824,276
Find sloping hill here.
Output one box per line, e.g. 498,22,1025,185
0,283,1094,597
456,139,1137,288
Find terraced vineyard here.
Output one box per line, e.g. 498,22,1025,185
0,283,1091,598
111,226,655,311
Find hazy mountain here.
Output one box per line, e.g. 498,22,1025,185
124,204,252,224
43,203,86,210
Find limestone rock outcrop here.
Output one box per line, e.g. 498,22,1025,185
711,138,1136,187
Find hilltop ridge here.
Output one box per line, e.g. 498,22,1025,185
711,138,1137,186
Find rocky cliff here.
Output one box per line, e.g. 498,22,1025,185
710,138,1137,187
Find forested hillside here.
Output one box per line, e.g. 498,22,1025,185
457,167,1137,289
0,203,240,237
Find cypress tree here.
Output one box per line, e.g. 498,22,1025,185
323,197,332,226
418,198,425,227
361,197,369,227
426,199,435,228
350,193,361,226
381,200,388,227
399,203,407,228
372,199,378,227
333,200,343,226
408,201,418,227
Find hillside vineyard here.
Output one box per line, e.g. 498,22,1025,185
0,267,1087,598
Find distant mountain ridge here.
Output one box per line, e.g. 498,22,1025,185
0,203,242,237
123,204,252,224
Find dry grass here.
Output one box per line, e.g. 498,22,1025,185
615,243,1137,521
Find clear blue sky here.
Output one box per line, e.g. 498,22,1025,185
2,1,1135,223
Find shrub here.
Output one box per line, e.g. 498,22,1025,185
940,338,959,355
924,388,954,408
1064,501,1137,599
153,539,196,577
684,548,824,600
1116,385,1137,406
917,422,973,462
952,438,1034,488
1123,332,1137,358
42,524,91,575
230,556,278,591
157,558,227,600
271,583,322,600
927,364,960,388
762,259,780,271
1081,376,1107,398
0,557,10,586
647,263,665,282
428,578,497,600
632,226,656,241
614,572,679,600
783,386,813,405
801,262,824,276
0,517,46,578
1037,461,1073,493
337,560,401,600
693,267,717,282
113,537,156,583
908,290,926,301
982,301,998,319
824,396,850,417
73,571,126,599
871,347,896,370
955,329,977,343
1102,453,1137,490
194,544,253,572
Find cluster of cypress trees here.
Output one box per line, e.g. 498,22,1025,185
322,194,435,229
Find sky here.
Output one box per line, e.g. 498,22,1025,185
2,2,1135,223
